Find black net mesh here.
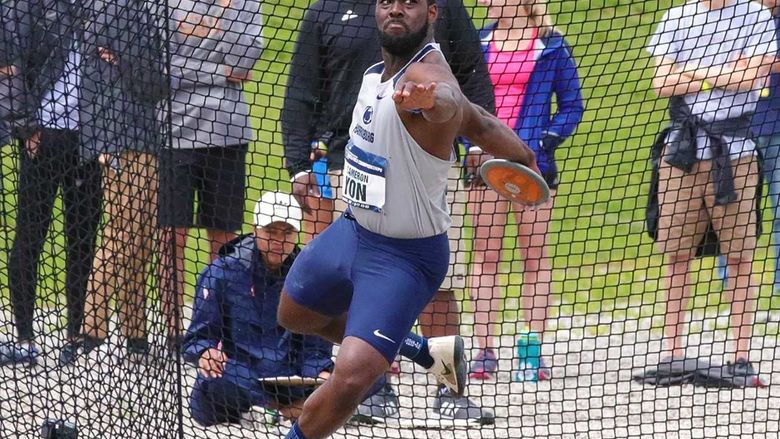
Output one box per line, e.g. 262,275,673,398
1,0,779,438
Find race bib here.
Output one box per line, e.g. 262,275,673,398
342,142,387,212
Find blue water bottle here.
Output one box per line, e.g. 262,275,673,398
311,157,333,199
311,133,334,199
514,327,542,382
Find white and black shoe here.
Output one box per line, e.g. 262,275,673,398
433,387,495,425
426,336,466,396
352,382,400,424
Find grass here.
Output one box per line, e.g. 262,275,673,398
1,0,779,336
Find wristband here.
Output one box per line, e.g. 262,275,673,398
291,170,311,182
311,140,329,153
701,81,713,92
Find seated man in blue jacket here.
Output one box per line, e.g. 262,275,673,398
182,191,334,426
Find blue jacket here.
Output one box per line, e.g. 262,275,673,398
752,15,780,138
474,25,584,179
182,235,334,379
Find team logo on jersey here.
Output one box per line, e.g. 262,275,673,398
363,106,373,124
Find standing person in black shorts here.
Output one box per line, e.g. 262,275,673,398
158,0,264,351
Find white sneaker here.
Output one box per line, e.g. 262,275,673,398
426,336,466,397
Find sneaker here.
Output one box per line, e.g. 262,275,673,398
58,339,84,366
469,348,497,380
694,358,768,388
632,357,707,387
537,357,552,381
0,341,39,367
433,387,495,425
353,382,400,424
238,408,260,428
58,336,102,367
126,338,150,363
426,335,466,397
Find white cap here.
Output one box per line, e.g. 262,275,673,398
253,192,302,231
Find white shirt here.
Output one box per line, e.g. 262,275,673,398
648,0,778,159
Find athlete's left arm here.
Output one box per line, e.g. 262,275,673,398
459,104,538,171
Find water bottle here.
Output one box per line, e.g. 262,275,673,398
311,133,333,199
311,157,333,199
514,328,542,382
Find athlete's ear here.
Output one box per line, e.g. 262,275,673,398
428,3,437,23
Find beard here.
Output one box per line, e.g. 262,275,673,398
378,21,430,57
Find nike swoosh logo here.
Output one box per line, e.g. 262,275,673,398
373,329,395,343
441,360,452,377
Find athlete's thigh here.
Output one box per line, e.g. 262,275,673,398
347,262,433,364
345,235,448,363
284,216,357,316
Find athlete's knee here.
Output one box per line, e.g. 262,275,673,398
328,361,384,404
327,338,388,403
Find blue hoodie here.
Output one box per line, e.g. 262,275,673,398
472,24,584,184
182,235,333,380
752,15,780,138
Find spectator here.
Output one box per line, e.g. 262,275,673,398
159,0,264,352
647,0,776,387
0,0,103,367
183,192,334,426
282,0,494,423
1,1,15,146
60,0,170,365
464,0,583,380
742,0,780,294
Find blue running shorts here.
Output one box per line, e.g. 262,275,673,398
284,213,449,362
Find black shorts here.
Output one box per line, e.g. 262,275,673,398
158,144,248,231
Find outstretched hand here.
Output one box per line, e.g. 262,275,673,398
393,81,437,112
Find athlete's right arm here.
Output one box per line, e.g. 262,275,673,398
459,103,537,169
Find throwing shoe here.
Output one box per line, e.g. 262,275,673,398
426,335,466,397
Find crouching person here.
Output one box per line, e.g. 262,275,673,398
182,192,333,426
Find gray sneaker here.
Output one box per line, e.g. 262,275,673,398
0,342,39,367
433,387,495,425
633,357,708,387
694,359,768,388
352,383,400,424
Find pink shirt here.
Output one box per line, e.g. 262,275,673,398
487,31,537,129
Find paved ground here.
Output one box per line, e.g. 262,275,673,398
1,309,779,438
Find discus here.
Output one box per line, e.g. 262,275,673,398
257,375,326,387
479,159,550,206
